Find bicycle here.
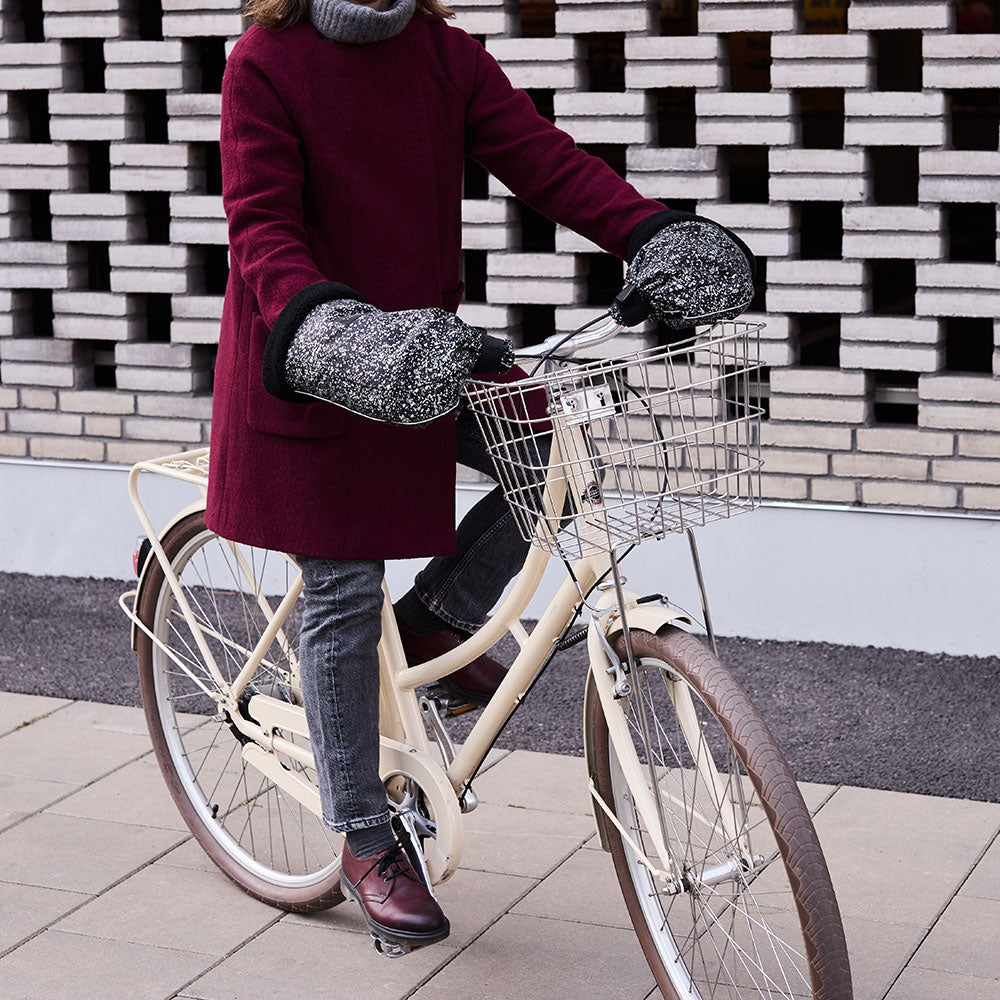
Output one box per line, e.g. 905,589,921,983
120,314,853,999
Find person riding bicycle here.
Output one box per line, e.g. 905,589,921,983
210,0,755,953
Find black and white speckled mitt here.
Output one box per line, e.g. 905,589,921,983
612,210,757,329
263,282,514,426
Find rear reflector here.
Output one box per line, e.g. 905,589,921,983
133,537,152,577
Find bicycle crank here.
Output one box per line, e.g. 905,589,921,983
389,784,439,903
378,738,464,885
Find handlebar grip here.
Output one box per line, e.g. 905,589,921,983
611,283,651,327
472,334,516,375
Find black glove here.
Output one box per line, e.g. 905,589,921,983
611,210,756,329
263,282,514,426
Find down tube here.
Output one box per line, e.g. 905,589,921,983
445,557,604,793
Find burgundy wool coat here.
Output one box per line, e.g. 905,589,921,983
206,14,667,560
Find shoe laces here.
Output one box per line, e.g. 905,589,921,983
373,843,411,883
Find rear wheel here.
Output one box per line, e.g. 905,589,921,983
586,626,852,999
136,510,344,911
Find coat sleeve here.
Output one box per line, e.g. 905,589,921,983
464,42,666,261
220,45,330,330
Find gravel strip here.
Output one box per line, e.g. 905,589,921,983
2,571,997,801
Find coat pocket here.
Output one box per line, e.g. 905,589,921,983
244,305,349,440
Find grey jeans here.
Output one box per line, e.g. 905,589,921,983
296,405,548,833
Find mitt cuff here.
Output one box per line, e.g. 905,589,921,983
473,334,515,375
263,281,367,403
626,209,757,281
626,210,699,263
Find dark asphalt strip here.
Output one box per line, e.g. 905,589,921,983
1,572,997,802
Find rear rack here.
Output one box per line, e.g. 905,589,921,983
130,447,210,489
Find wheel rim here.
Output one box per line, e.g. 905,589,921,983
607,656,813,999
149,527,341,888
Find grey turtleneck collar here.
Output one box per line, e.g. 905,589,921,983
310,0,417,45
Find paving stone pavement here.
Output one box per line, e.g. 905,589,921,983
0,690,997,1000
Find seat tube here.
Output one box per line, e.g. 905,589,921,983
378,582,430,751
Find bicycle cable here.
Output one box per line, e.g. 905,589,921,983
455,544,635,809
527,311,612,377
456,309,661,803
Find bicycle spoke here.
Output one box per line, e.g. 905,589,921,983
693,893,802,998
183,563,244,677
188,717,229,785
200,543,252,652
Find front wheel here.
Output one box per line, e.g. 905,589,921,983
586,626,852,1000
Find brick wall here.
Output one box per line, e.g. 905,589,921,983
1,0,999,513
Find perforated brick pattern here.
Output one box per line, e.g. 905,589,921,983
1,1,998,512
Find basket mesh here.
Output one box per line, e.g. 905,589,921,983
464,321,764,561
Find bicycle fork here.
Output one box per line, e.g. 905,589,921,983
585,566,753,892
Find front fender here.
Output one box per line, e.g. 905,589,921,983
602,602,691,644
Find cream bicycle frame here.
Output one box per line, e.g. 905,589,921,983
121,414,732,886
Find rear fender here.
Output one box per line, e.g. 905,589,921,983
129,500,208,651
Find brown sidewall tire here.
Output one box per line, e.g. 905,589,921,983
587,626,853,1000
136,509,344,913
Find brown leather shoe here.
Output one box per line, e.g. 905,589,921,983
397,623,508,705
340,840,450,949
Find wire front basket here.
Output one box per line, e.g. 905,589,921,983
464,320,764,561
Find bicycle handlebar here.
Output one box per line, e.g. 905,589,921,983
512,313,626,361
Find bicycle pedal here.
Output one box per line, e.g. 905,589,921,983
370,933,411,959
443,699,479,717
425,685,481,717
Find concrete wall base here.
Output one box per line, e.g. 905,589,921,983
2,458,997,656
